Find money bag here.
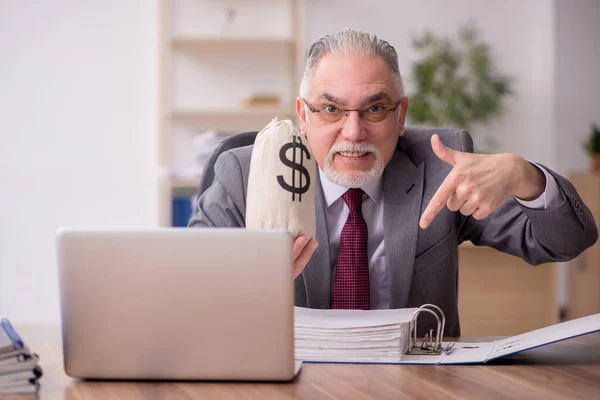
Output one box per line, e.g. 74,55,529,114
246,118,316,240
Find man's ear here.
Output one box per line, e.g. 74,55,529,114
296,97,308,137
398,97,408,137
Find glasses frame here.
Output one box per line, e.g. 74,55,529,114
301,98,402,123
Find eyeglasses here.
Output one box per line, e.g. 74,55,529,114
302,98,402,123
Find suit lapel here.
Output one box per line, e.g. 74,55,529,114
383,150,425,308
302,168,332,308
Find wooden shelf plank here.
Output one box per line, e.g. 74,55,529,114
172,108,292,119
172,36,295,50
171,176,201,191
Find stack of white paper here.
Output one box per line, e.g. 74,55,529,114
294,307,417,362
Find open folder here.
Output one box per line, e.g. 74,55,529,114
294,306,600,364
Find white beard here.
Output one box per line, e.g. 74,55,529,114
322,142,385,188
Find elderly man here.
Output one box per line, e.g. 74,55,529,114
189,29,597,336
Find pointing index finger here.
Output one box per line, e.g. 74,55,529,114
420,173,459,229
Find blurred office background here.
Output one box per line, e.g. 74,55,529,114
1,0,599,331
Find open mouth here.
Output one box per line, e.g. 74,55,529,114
338,151,368,158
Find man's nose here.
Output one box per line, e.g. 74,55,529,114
340,111,366,142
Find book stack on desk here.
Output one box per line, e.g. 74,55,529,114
294,307,416,362
0,318,42,394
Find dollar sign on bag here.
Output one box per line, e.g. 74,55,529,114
277,135,311,202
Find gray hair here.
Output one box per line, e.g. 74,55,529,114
299,28,405,99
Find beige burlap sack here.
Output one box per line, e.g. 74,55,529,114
246,118,316,239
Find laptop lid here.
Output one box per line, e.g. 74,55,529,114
56,228,297,381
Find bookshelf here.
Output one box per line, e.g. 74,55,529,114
158,0,306,226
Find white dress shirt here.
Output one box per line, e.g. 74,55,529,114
319,162,562,309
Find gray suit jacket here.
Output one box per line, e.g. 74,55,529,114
189,127,598,336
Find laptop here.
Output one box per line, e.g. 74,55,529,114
56,227,301,381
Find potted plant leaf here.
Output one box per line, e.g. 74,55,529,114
584,122,600,170
407,21,513,152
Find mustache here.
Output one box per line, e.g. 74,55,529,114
328,142,379,155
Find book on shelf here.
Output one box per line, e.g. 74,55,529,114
294,304,600,365
242,93,281,108
172,195,197,227
0,318,42,394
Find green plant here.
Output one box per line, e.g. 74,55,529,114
407,21,513,151
584,123,600,154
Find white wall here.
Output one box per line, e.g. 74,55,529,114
306,0,557,166
0,1,159,324
555,0,600,174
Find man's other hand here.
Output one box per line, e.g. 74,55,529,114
420,134,545,229
293,236,319,279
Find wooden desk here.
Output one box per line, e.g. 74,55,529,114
6,326,600,400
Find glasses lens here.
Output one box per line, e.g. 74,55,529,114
363,107,388,122
320,105,344,123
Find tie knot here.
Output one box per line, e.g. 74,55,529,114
343,188,364,213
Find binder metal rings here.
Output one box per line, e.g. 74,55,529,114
406,304,446,355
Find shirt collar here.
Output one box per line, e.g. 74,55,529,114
319,169,383,207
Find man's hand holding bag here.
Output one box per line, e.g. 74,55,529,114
246,118,319,278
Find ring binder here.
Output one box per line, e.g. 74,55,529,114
406,304,447,355
294,304,600,364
